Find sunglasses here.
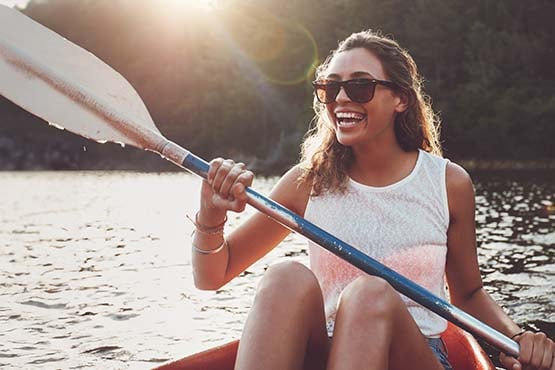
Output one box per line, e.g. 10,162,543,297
312,78,399,104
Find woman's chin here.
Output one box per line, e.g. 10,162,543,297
335,133,359,147
335,126,365,146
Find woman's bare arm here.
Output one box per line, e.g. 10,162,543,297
192,163,311,290
445,162,554,370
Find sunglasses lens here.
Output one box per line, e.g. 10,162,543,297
315,83,339,104
345,80,375,103
313,79,377,103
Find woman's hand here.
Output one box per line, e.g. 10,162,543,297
500,331,555,370
201,158,254,214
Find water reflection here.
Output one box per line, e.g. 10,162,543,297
473,171,554,337
0,171,553,369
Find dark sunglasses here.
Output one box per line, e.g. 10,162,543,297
312,78,399,104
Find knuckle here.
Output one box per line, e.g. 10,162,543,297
230,166,243,175
536,332,547,340
238,171,250,179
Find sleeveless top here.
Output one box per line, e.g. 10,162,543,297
305,150,450,338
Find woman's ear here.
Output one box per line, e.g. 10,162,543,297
394,91,409,113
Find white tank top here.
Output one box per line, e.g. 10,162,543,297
305,150,450,337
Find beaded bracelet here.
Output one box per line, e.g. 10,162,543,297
186,212,227,235
192,238,228,255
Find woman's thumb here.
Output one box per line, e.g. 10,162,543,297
500,352,521,370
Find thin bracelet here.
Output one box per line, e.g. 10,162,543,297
186,212,227,235
510,330,527,340
192,238,228,255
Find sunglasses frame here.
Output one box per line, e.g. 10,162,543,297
312,78,399,104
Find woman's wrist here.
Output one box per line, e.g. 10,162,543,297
197,207,227,229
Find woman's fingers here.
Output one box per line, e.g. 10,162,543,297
227,171,254,212
207,157,225,185
219,162,247,197
204,158,253,212
499,351,521,370
504,331,555,370
542,342,555,370
530,332,546,369
527,332,554,370
211,159,235,195
517,332,534,366
535,333,555,370
548,341,555,370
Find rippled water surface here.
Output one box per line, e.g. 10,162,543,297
1,171,553,369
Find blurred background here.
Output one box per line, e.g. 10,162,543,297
1,0,554,173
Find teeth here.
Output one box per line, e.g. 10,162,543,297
336,112,365,120
335,111,365,128
337,120,360,128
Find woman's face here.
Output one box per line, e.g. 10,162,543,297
322,47,405,149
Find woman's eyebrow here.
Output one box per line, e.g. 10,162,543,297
324,71,376,79
351,71,376,78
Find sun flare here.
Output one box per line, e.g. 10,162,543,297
156,0,219,13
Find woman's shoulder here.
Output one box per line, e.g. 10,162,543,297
420,151,472,190
445,161,475,219
270,164,312,216
445,161,473,190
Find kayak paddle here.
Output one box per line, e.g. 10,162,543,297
0,5,519,357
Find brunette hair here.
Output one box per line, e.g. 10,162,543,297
299,30,442,195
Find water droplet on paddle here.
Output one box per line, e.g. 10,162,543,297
48,122,65,130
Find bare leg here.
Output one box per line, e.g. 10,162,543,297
235,261,330,370
328,276,445,370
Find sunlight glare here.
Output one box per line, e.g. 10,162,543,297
152,0,220,29
0,0,30,8
157,0,219,13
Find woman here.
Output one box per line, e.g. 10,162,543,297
190,30,554,370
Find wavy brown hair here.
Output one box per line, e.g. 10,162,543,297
299,30,442,195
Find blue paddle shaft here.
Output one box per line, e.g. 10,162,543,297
181,152,519,357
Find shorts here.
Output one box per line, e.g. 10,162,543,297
427,338,454,370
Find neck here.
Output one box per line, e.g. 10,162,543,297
348,139,418,186
352,143,405,171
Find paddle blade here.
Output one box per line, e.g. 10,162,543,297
0,5,163,150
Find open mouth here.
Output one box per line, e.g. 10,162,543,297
335,111,367,128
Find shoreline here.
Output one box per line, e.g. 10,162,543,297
458,159,555,171
0,156,554,173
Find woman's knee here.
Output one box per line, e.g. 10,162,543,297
338,275,402,318
255,261,322,305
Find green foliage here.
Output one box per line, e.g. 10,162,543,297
1,0,554,171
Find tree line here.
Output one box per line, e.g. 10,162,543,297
1,0,554,172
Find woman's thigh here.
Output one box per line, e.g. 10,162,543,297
328,276,445,370
236,261,330,370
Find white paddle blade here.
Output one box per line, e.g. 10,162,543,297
0,5,164,150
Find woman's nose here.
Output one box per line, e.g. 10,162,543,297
335,86,351,103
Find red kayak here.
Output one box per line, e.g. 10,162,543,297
155,323,495,370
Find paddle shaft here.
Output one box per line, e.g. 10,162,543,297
165,144,519,357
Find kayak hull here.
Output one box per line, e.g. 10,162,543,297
155,323,495,370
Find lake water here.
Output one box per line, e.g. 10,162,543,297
0,171,553,369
